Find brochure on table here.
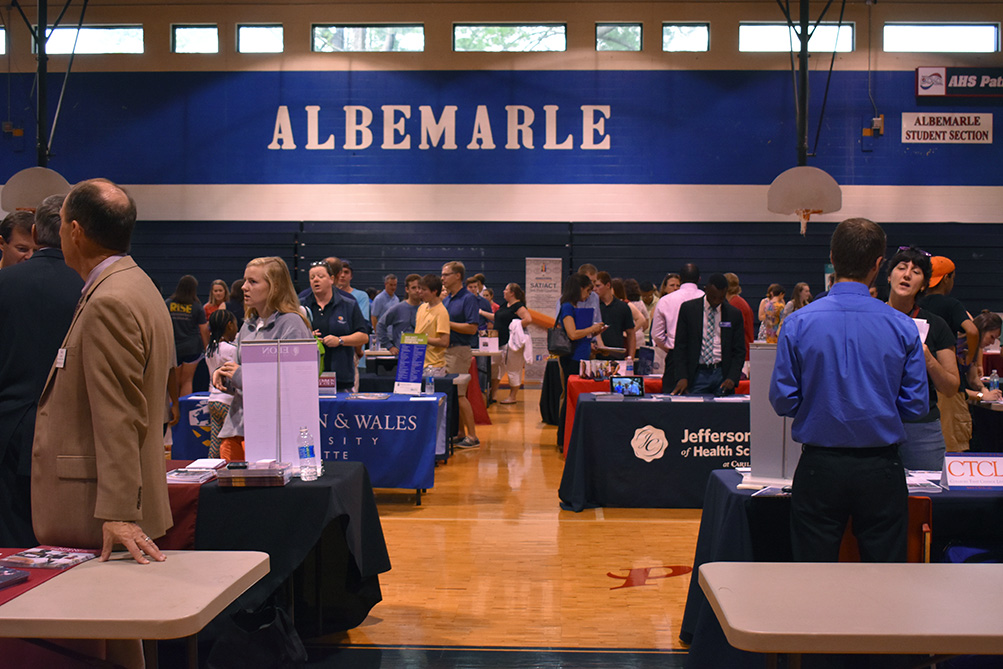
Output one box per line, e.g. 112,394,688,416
394,333,427,395
242,339,321,464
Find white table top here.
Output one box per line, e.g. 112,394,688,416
0,550,269,639
699,561,1003,655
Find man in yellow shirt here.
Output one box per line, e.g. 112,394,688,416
415,273,451,375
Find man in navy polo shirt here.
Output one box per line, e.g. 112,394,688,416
442,261,481,449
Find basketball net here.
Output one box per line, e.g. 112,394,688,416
795,208,822,236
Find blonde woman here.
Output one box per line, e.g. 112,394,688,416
213,257,311,461
204,278,229,319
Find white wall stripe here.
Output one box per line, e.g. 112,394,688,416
124,184,1003,224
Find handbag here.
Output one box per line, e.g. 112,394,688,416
547,322,572,357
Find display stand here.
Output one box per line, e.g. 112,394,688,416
743,342,801,488
394,333,427,395
241,339,321,464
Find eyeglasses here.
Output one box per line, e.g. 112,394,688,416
897,245,931,257
310,261,330,268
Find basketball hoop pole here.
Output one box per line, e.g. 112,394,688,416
796,0,810,166
775,0,828,166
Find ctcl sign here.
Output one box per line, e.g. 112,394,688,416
941,454,1003,490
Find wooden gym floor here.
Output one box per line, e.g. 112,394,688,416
314,388,701,665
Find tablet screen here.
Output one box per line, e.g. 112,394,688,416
610,376,644,397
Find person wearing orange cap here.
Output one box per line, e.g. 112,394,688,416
918,255,980,452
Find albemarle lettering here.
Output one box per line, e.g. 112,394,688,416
268,104,611,151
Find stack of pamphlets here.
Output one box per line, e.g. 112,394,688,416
0,546,100,570
166,458,227,484
217,461,292,487
0,567,29,590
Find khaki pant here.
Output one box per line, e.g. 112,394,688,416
938,389,972,452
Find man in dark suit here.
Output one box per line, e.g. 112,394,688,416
671,273,746,396
0,194,83,547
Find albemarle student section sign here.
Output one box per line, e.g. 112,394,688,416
901,113,993,144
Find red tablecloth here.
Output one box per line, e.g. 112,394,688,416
159,460,204,550
561,376,750,456
0,548,75,608
468,358,491,426
982,351,1002,377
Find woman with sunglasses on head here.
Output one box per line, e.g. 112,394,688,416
301,260,369,393
886,246,959,471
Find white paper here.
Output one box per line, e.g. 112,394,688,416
912,318,929,343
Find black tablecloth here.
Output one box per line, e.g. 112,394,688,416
195,462,391,637
680,469,1003,668
358,372,460,446
559,395,750,510
971,404,1003,453
539,358,563,426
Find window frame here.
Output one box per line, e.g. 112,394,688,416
661,22,711,53
236,23,285,54
310,23,425,53
37,24,145,55
883,22,1000,53
171,24,220,54
738,21,855,53
595,22,643,52
452,23,568,53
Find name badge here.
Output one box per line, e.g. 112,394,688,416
940,453,1003,489
55,349,67,369
720,322,732,328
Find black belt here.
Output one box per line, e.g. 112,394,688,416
803,444,899,456
696,362,721,370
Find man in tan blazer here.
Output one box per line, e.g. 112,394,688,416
32,178,173,565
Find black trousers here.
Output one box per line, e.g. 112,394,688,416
790,445,908,563
0,414,38,548
660,350,675,392
555,354,580,447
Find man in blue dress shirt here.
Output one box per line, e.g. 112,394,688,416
769,218,928,562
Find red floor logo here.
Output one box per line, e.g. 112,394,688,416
607,565,693,589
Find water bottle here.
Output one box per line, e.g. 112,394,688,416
424,375,436,395
297,426,318,481
625,358,634,375
990,370,999,392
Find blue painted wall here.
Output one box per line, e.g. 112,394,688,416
3,70,1000,186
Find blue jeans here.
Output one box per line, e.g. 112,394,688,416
901,419,946,471
690,366,724,394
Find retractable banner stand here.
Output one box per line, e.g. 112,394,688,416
525,258,562,383
241,339,321,463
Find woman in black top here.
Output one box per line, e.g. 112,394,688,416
886,246,959,470
480,283,532,404
166,274,209,396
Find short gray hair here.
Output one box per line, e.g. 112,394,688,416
34,194,65,248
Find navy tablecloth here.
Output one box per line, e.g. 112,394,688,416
680,469,1003,668
173,392,444,490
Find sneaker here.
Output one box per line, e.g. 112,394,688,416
455,436,480,449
